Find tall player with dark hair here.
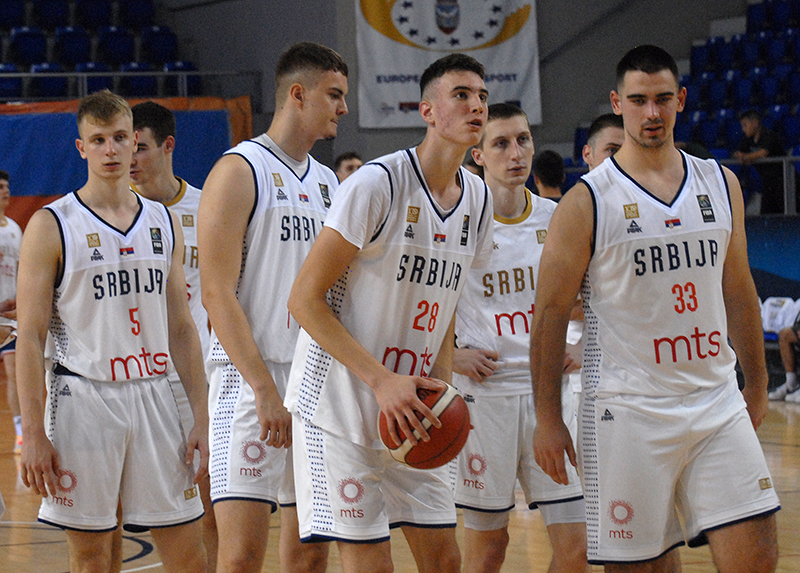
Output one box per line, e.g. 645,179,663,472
199,42,348,573
286,53,493,573
531,45,779,572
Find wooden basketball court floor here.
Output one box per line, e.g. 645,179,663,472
0,395,798,572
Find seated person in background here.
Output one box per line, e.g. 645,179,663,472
334,151,363,182
733,109,785,215
769,307,800,402
532,149,565,202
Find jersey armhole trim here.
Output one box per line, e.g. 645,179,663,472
163,203,176,256
579,177,599,259
368,163,394,244
44,207,66,289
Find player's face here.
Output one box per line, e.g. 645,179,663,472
473,115,533,189
76,113,137,181
336,158,362,181
611,70,685,150
0,179,9,210
130,127,168,185
304,70,349,141
424,71,488,147
584,126,624,170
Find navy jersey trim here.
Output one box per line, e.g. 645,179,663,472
162,203,176,256
123,513,204,533
389,520,457,530
687,506,780,548
73,189,144,236
610,153,689,208
578,178,599,259
529,494,584,509
248,139,311,182
367,162,394,243
588,541,685,566
225,152,259,226
405,148,464,222
455,503,515,513
45,207,67,289
302,533,390,544
476,178,490,235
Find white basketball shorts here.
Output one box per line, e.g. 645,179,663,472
38,370,203,531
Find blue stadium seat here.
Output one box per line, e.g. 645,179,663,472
688,110,708,126
674,121,693,143
75,62,112,94
765,36,789,65
119,62,157,96
0,1,26,30
696,119,722,149
781,114,800,146
690,44,711,75
0,63,23,99
787,71,800,104
710,148,730,160
164,60,201,96
725,117,743,147
708,79,730,108
740,37,763,67
29,62,68,98
683,82,703,112
771,0,794,28
9,27,48,66
748,2,770,33
141,26,178,65
75,0,113,30
55,26,92,67
773,62,793,81
32,0,70,30
97,27,135,66
715,42,736,69
764,104,790,129
120,0,155,29
760,75,782,104
734,78,757,108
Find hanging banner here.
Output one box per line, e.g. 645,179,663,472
356,0,541,128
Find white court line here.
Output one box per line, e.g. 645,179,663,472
123,564,163,572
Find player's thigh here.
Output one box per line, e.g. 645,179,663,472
150,520,207,572
706,512,778,573
65,529,115,570
402,524,461,573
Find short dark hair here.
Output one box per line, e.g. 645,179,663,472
0,170,8,182
739,109,761,122
275,42,348,87
334,151,362,171
132,101,176,146
487,102,528,123
616,45,679,88
587,113,624,145
533,150,565,189
420,53,485,98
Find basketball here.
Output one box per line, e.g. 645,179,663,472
378,382,471,469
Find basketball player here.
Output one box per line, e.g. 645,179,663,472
451,103,588,573
0,171,22,454
130,101,217,571
334,151,363,182
285,53,493,573
198,42,347,573
530,45,780,571
582,113,624,171
17,89,208,571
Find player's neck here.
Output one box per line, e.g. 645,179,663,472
415,138,468,208
136,172,181,205
488,180,527,219
537,185,562,200
79,173,138,212
614,139,685,203
266,115,315,162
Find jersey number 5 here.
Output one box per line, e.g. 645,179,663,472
129,307,141,336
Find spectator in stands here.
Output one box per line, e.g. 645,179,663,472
334,151,362,182
581,113,624,170
769,308,800,401
0,171,22,455
533,149,565,202
734,109,785,215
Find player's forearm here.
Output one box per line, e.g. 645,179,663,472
170,320,209,427
429,314,455,385
530,306,570,423
725,285,769,392
202,287,279,398
16,333,48,437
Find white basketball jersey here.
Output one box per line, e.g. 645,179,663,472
0,216,22,303
286,148,494,448
581,152,737,397
455,189,555,396
164,178,209,358
208,134,339,364
47,191,173,382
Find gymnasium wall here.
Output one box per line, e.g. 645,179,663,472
160,0,748,162
747,216,800,300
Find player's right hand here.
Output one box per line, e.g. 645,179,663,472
453,347,499,383
21,432,60,498
254,386,292,449
374,374,444,447
532,417,576,486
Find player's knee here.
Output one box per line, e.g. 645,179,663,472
432,543,462,573
283,542,328,573
217,550,263,573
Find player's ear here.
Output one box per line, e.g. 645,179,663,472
419,99,434,126
75,138,86,158
610,90,622,115
676,86,687,113
162,135,176,154
582,144,592,166
289,83,305,107
472,146,485,167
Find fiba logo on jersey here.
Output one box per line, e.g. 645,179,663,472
150,227,163,255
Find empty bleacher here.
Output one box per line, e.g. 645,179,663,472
0,0,200,99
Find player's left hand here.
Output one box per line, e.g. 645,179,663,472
533,417,576,486
742,381,769,430
186,423,209,483
562,349,580,374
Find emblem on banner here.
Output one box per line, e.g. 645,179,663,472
360,0,531,51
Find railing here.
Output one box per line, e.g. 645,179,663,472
566,154,800,215
0,69,263,112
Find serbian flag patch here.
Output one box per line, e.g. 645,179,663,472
664,218,681,229
434,234,446,243
120,247,135,256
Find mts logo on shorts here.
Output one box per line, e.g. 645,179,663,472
338,477,365,519
608,499,634,540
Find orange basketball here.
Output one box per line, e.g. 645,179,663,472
378,382,471,469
